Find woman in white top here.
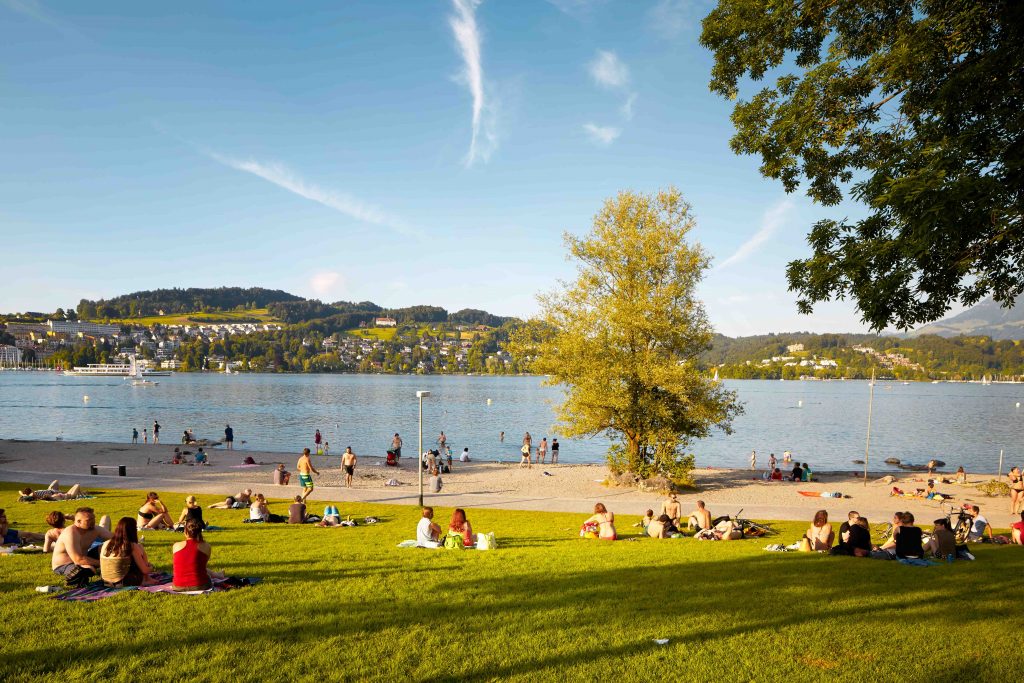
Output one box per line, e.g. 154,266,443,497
583,503,616,540
249,493,270,522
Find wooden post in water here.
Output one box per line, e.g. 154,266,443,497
864,368,875,486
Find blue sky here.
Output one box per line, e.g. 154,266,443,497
0,0,875,336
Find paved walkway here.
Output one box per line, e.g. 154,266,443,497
6,464,1015,526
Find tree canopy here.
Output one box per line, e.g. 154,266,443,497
511,188,741,482
701,0,1024,330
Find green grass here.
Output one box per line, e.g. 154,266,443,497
348,327,400,342
102,308,279,326
2,480,1022,682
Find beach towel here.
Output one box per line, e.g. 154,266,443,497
798,491,842,498
52,573,259,601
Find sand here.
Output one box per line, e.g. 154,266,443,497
1,439,1019,526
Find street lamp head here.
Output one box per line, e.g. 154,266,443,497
416,390,431,398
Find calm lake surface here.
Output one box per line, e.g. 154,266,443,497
1,373,1022,472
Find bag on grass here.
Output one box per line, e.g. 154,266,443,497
797,537,812,553
444,532,464,550
477,532,497,550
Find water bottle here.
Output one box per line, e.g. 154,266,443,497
946,553,954,564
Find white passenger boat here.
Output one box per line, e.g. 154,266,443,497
63,363,170,377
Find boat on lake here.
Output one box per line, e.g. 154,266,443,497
64,363,170,377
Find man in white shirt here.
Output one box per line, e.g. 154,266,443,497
967,505,993,542
416,507,441,548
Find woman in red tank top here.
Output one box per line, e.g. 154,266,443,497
172,519,212,591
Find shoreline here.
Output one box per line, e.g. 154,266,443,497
2,439,1020,525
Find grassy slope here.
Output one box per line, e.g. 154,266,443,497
1,481,1021,682
101,308,279,326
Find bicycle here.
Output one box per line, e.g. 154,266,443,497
874,522,894,545
713,509,776,537
940,502,974,544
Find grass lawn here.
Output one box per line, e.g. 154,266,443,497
348,327,400,342
1,481,1021,682
102,308,279,326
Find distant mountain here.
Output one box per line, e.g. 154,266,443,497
911,297,1024,340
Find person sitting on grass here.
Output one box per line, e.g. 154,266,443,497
872,512,904,559
647,514,676,539
805,510,834,551
137,492,174,530
19,481,83,502
51,507,112,586
640,509,655,531
417,507,442,548
448,508,474,547
893,511,924,561
43,511,68,552
288,496,307,524
925,518,958,559
1010,512,1024,545
100,517,157,587
175,495,206,530
172,519,215,591
250,493,270,522
688,501,712,533
832,511,870,557
661,493,682,528
967,505,993,542
0,508,45,545
583,503,617,541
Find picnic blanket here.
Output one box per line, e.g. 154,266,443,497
52,573,259,601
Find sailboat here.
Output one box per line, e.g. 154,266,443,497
128,356,158,386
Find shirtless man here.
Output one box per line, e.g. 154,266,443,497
391,433,403,461
341,447,357,488
297,448,319,503
688,500,712,532
51,507,112,585
660,493,682,528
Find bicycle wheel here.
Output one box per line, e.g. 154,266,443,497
874,522,893,543
953,518,971,544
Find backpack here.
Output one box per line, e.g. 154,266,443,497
444,532,464,550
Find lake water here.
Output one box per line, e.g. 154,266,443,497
1,372,1022,472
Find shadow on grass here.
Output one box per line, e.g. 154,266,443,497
10,550,1021,681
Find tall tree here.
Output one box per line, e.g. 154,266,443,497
511,188,741,483
701,0,1024,330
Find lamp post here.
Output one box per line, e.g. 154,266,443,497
417,390,431,506
863,368,875,487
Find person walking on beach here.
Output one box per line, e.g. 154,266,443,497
551,438,559,463
341,447,357,488
153,421,160,444
750,450,756,470
297,448,319,503
314,429,322,454
143,428,148,444
768,453,777,472
224,424,234,450
538,438,548,465
132,428,138,445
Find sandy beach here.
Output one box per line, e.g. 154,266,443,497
1,439,1019,527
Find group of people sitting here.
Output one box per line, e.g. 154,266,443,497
416,506,474,548
802,505,1002,562
47,506,222,591
762,462,814,482
170,447,208,465
135,491,208,531
633,496,741,541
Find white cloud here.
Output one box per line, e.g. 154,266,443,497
647,0,711,40
716,199,795,271
204,151,416,236
588,50,629,89
309,272,346,299
582,123,621,146
621,93,638,120
449,0,497,167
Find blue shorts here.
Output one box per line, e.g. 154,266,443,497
3,528,20,544
299,473,314,488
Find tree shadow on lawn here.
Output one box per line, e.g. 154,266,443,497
14,550,1020,680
